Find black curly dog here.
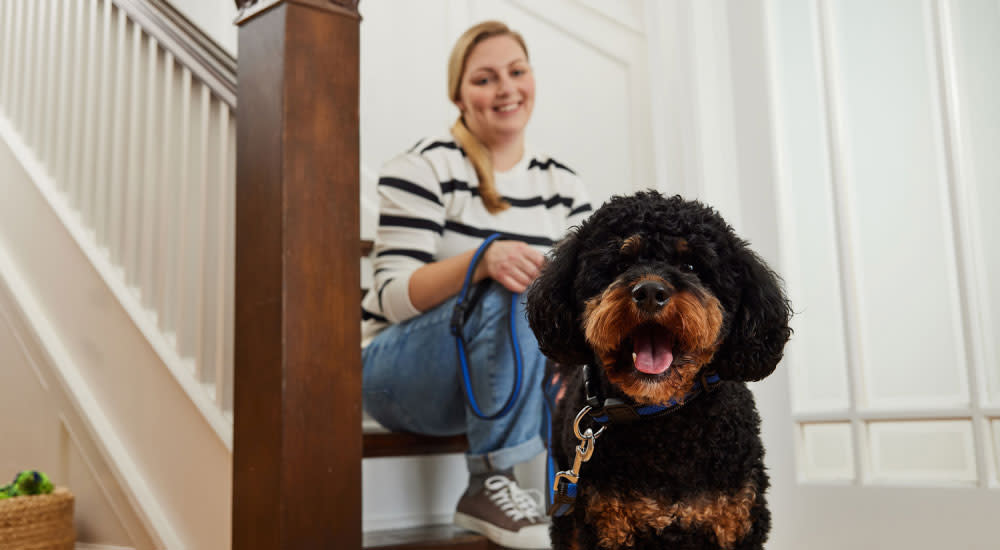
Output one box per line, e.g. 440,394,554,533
525,191,791,550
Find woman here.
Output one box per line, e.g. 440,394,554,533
361,21,591,549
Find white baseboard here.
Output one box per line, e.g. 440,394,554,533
76,544,136,550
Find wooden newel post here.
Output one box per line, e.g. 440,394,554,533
233,1,361,549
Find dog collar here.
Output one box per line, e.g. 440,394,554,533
583,364,721,425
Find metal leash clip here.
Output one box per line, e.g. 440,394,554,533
549,406,606,516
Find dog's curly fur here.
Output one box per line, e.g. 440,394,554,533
526,192,792,550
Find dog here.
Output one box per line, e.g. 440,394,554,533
525,191,791,550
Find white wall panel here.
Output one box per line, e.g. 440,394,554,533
946,0,1000,406
358,0,455,241
166,0,237,56
801,423,855,481
827,0,968,407
770,0,851,413
575,0,643,32
478,0,639,207
992,419,1000,484
869,420,976,484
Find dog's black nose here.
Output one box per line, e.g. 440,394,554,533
631,280,669,313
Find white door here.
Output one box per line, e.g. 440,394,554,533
757,1,1000,548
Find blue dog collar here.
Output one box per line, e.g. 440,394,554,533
590,372,722,424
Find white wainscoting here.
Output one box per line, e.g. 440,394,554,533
765,0,1000,546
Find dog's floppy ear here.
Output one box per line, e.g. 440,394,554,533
526,230,591,366
711,247,792,381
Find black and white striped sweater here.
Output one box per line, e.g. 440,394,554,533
361,134,592,346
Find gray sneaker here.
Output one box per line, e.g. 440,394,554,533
454,473,550,549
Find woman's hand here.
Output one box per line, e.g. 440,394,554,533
408,239,544,312
476,240,546,293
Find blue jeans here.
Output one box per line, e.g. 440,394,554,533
362,282,546,475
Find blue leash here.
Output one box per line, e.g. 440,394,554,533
450,234,524,420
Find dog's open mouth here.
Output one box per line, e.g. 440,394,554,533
622,323,675,375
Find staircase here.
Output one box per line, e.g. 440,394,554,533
0,0,235,547
0,0,508,548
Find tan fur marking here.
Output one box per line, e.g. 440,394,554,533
581,278,724,404
676,238,690,253
620,235,643,256
585,484,758,549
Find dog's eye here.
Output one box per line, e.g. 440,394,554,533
681,263,695,272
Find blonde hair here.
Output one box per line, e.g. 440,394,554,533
447,21,529,214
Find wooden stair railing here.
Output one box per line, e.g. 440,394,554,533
235,3,501,549
234,2,362,548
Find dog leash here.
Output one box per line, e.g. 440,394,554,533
451,233,524,420
546,364,722,517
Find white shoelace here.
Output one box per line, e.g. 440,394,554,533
484,475,545,522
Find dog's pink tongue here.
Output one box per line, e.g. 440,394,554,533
633,327,674,375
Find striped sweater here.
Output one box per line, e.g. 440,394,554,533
361,134,592,346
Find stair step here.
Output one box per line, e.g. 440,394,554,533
363,431,469,458
363,524,503,550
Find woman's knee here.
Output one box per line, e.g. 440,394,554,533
472,282,512,319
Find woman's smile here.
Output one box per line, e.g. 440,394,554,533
494,101,522,114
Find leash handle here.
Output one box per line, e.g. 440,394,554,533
450,233,501,336
453,234,524,421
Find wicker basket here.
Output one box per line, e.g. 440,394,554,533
0,487,75,550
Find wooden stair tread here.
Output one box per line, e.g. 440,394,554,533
363,524,503,550
363,431,468,458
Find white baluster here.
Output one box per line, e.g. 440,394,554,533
140,37,161,310
66,0,88,209
202,95,223,391
157,52,176,335
41,0,62,171
0,0,12,108
32,0,53,154
171,66,193,357
108,6,129,267
19,0,37,138
27,0,47,155
193,84,211,381
215,103,233,410
54,0,74,194
0,0,4,106
11,0,31,134
94,0,114,247
123,19,144,291
79,0,102,229
222,115,236,415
